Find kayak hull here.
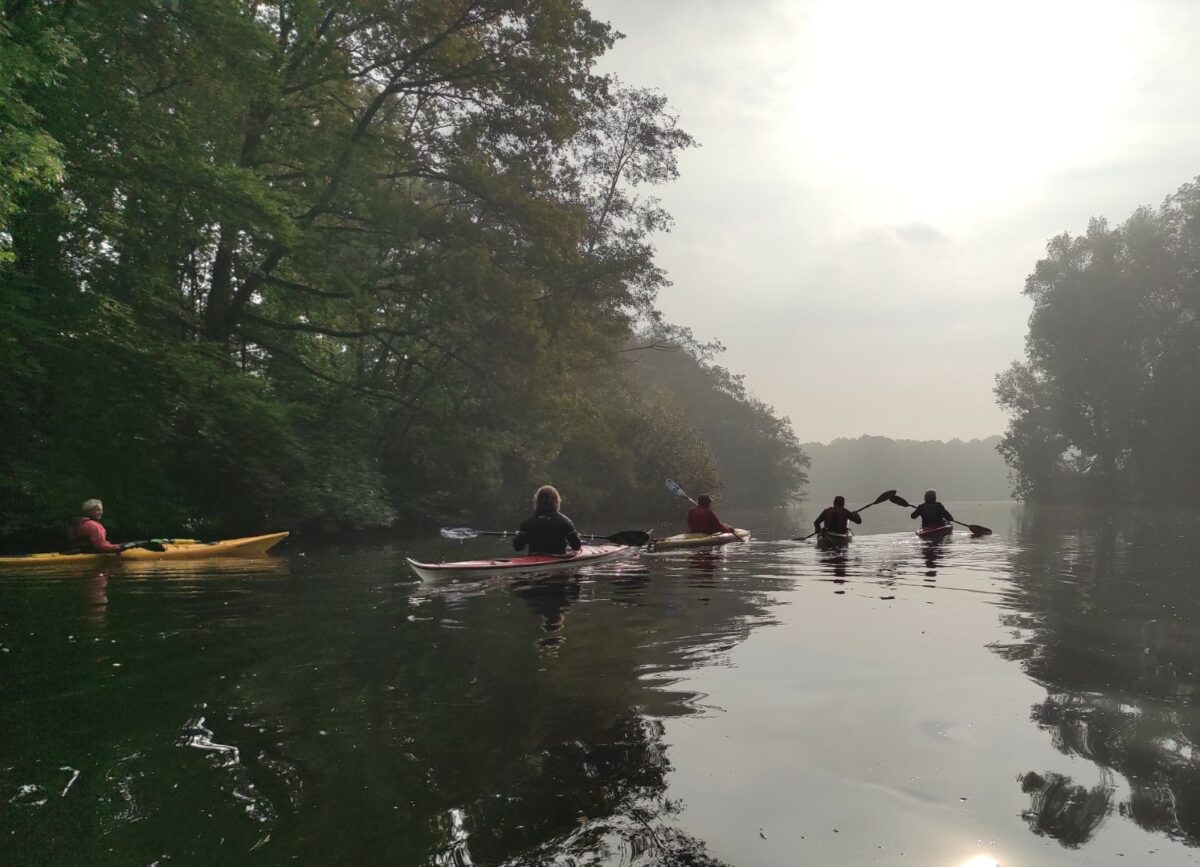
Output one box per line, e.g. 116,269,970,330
648,529,750,552
816,529,853,548
916,523,953,541
0,532,290,568
407,544,635,581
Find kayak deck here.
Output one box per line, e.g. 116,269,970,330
407,544,635,581
648,529,750,552
816,529,853,548
916,523,953,540
0,532,289,567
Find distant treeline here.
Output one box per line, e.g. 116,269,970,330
0,1,804,544
996,178,1200,503
802,435,1011,504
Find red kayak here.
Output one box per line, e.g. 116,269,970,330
916,523,953,540
406,544,634,580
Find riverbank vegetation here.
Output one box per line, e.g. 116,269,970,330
0,1,806,543
996,178,1200,502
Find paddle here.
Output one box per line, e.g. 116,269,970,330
440,527,651,547
791,490,896,540
888,495,993,537
664,478,698,506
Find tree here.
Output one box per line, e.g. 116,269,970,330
996,179,1200,502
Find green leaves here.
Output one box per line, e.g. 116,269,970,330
997,178,1200,502
0,0,799,543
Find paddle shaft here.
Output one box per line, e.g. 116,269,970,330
665,479,699,506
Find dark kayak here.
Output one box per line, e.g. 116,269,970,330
916,523,953,541
816,529,853,548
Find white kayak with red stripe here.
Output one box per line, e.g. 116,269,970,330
407,543,635,580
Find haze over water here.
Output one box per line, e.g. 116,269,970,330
5,504,1200,865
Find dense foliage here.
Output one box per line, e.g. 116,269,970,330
802,435,1009,504
996,178,1200,503
0,0,805,543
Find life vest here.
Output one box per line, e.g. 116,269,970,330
66,517,100,552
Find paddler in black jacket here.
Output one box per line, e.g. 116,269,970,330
813,496,862,535
513,485,583,556
910,490,954,526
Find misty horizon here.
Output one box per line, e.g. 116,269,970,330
588,0,1200,443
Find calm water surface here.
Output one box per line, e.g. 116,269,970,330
4,503,1200,866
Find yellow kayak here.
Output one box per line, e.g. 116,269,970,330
0,532,289,567
647,529,750,551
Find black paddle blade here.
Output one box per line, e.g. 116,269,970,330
967,524,993,536
889,494,913,508
605,530,650,547
140,541,167,552
854,489,900,512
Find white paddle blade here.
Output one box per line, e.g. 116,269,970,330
665,479,688,499
440,527,479,540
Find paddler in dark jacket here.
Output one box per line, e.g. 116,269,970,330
813,496,862,535
66,498,126,553
687,494,736,535
911,490,954,527
513,485,583,556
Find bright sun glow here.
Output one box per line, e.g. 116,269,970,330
794,0,1146,225
958,856,1001,867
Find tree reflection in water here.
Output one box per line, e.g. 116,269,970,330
497,719,732,867
1017,770,1114,848
996,506,1200,848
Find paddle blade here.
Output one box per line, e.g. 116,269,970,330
139,541,167,552
664,479,689,499
967,524,993,536
874,489,898,504
439,527,479,541
605,530,650,547
889,495,913,508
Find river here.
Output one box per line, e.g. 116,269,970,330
4,502,1200,866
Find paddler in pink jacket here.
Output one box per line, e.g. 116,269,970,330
66,499,126,553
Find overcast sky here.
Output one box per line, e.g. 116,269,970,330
587,0,1200,442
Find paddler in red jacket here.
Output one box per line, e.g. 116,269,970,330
687,494,736,535
66,499,127,553
813,495,863,535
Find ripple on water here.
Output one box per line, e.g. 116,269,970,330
179,712,277,823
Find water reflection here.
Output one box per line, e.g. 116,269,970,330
508,574,580,643
0,543,782,864
816,546,850,590
921,538,943,577
1017,769,1114,848
10,507,1200,864
998,505,1200,848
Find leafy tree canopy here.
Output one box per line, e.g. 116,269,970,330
996,178,1200,502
